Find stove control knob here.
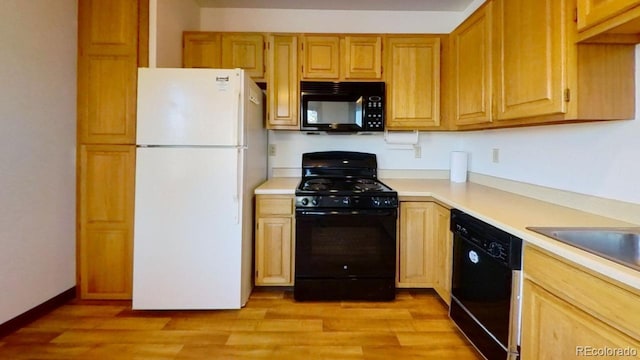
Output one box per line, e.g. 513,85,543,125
311,198,319,206
342,197,350,206
372,197,381,207
300,198,309,206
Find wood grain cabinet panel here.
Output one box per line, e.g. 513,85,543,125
221,33,265,80
451,2,493,126
432,203,452,305
255,195,295,286
78,56,137,144
493,0,566,121
79,145,135,299
385,36,441,130
256,218,293,285
302,35,341,79
267,35,299,129
78,0,138,56
398,202,451,290
183,32,221,68
577,0,640,31
521,245,640,359
344,36,382,79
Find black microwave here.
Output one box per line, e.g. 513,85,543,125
300,81,385,132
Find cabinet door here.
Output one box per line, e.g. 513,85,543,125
79,145,135,299
398,202,437,287
221,34,265,80
302,35,340,79
256,218,293,285
521,279,640,359
577,0,640,30
267,35,299,129
344,36,382,79
183,32,221,68
432,204,452,305
78,0,138,144
493,0,567,121
451,2,493,126
78,0,138,56
385,37,441,130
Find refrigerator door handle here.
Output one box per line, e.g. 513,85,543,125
234,147,243,224
234,73,242,146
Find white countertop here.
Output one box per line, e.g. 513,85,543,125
255,177,640,290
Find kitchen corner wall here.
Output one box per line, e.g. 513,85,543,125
155,0,200,68
0,0,76,324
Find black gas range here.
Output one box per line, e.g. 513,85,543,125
294,151,398,301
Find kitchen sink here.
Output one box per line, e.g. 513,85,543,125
526,227,640,271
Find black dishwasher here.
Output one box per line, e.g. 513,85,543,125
449,209,523,360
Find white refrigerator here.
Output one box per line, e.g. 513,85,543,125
132,68,267,310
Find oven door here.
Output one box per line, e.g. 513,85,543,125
450,233,515,359
295,208,396,279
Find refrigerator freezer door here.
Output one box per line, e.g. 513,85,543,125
133,147,243,309
137,68,242,146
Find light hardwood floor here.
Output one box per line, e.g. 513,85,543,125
0,289,481,359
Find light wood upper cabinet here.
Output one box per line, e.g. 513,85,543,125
301,35,341,79
493,0,567,121
183,32,265,81
267,35,299,130
491,0,635,125
255,195,295,286
385,36,441,130
521,245,640,358
183,32,221,68
451,1,493,126
577,0,640,31
78,0,138,56
301,34,383,80
221,34,265,80
79,145,135,299
398,201,450,297
344,36,383,79
78,0,139,144
576,0,640,43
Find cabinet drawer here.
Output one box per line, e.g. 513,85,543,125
257,196,294,216
524,245,640,340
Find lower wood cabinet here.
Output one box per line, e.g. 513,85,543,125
397,201,452,304
521,245,640,359
255,195,295,285
78,145,135,299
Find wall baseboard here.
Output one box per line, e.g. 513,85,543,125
0,286,76,339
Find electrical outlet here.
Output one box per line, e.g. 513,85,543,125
414,145,422,159
268,144,276,156
492,148,500,163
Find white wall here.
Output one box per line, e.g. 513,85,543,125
200,8,465,33
0,0,77,324
268,131,462,174
156,0,200,67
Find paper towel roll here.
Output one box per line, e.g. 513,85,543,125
450,151,468,183
384,130,419,149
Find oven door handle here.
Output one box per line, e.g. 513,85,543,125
297,209,397,217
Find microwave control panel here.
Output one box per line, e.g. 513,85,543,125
364,96,384,130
